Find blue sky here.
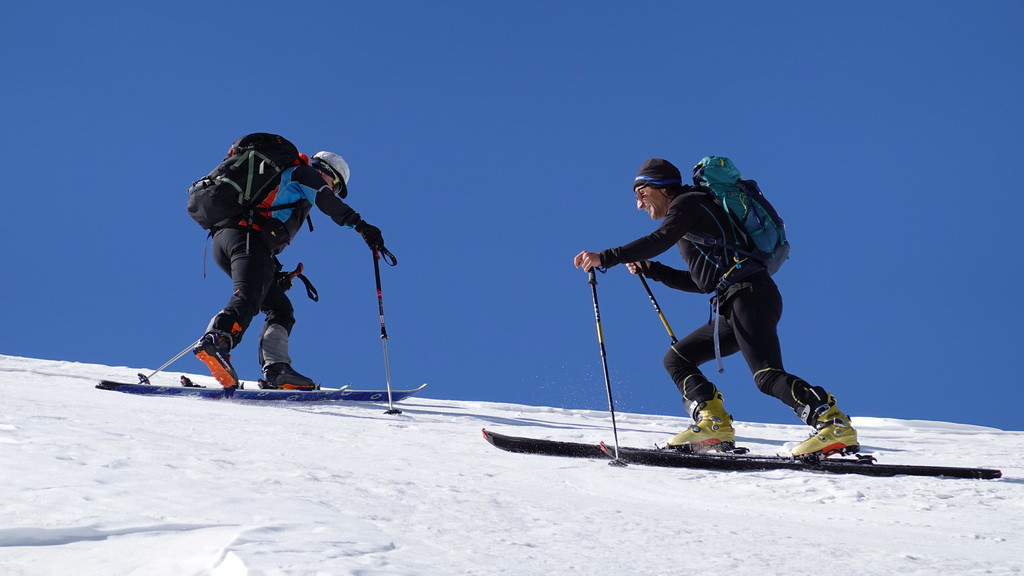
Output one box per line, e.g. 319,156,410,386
3,2,1022,431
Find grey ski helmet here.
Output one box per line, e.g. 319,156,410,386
312,151,351,198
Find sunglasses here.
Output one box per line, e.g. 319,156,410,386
635,182,653,201
313,158,348,196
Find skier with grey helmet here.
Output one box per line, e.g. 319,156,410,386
193,145,385,391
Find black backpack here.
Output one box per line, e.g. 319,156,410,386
186,133,302,230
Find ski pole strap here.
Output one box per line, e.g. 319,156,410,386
295,272,319,302
273,260,319,302
377,246,398,266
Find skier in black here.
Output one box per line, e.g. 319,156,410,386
573,158,858,457
194,151,384,390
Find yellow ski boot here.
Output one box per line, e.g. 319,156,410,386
791,395,859,458
667,392,736,452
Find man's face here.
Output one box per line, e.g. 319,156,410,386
319,169,336,190
635,184,671,220
315,162,347,196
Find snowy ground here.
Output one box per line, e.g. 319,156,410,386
1,354,1022,576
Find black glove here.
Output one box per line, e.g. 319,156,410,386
274,270,295,292
274,262,304,292
272,262,319,301
357,223,384,250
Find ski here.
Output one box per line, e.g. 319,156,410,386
481,429,1001,480
482,428,606,458
97,377,427,404
601,443,1001,479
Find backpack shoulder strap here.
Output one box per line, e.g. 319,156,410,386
686,189,749,248
683,194,762,273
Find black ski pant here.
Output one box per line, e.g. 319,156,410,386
663,272,829,419
206,228,295,365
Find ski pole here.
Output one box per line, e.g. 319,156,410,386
587,269,626,467
637,272,677,344
373,247,401,415
137,338,202,384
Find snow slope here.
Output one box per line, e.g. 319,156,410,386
1,354,1021,576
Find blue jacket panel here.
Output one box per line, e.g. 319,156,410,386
256,165,363,248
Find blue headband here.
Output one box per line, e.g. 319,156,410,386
634,175,682,186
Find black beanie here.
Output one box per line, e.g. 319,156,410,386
634,158,682,190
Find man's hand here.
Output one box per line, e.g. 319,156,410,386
626,261,650,275
357,223,384,250
573,250,602,272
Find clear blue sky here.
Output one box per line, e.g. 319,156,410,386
3,2,1022,431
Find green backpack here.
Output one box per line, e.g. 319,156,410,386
690,156,789,275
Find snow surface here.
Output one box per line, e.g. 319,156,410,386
1,354,1022,576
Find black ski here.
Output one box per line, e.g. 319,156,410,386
602,444,1001,479
481,429,1001,480
482,428,606,458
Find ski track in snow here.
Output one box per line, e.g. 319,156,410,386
0,354,1022,575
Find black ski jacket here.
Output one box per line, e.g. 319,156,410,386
600,189,762,294
273,164,363,231
234,164,363,240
